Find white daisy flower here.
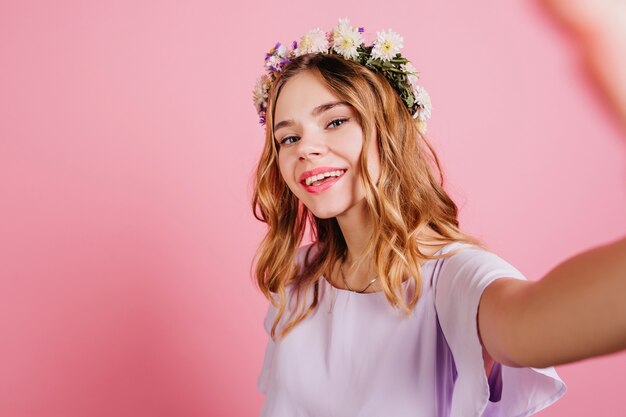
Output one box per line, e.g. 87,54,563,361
412,85,432,121
294,28,329,56
371,29,404,61
401,62,420,87
332,20,363,60
333,18,351,39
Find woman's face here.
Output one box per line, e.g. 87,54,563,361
273,70,380,219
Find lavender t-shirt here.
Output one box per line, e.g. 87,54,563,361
257,242,566,416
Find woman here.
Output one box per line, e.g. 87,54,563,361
251,19,626,416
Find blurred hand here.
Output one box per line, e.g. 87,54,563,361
542,0,626,131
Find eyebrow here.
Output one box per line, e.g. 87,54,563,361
273,101,350,132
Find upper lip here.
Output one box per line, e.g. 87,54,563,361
298,167,346,183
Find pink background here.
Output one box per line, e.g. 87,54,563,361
1,0,625,416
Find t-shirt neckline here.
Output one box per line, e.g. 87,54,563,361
321,242,458,296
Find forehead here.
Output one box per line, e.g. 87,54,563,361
273,71,340,122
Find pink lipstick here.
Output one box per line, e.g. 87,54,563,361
299,167,347,195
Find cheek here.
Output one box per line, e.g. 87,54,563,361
337,135,365,167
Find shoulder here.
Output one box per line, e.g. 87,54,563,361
295,242,321,268
263,243,320,335
280,242,321,293
438,242,527,284
434,242,527,324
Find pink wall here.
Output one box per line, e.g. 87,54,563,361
1,1,625,416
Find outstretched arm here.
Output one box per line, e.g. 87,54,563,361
478,236,626,368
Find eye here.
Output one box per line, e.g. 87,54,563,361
327,118,349,129
279,135,299,145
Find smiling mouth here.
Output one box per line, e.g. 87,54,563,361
301,169,347,186
300,170,346,194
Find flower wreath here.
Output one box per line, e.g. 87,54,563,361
252,18,432,132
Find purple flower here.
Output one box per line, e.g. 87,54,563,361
265,42,282,61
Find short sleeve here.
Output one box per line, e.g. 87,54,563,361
434,243,567,417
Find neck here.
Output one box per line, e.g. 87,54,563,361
334,200,447,291
335,200,378,288
336,200,373,259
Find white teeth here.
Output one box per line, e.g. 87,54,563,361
304,170,345,186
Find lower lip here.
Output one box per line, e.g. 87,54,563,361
301,173,345,194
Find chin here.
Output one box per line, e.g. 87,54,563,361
304,198,361,220
306,205,344,220
309,210,338,220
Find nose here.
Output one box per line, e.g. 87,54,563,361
297,131,328,161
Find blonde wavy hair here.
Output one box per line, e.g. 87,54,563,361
252,53,486,339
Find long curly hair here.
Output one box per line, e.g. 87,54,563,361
251,53,486,339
